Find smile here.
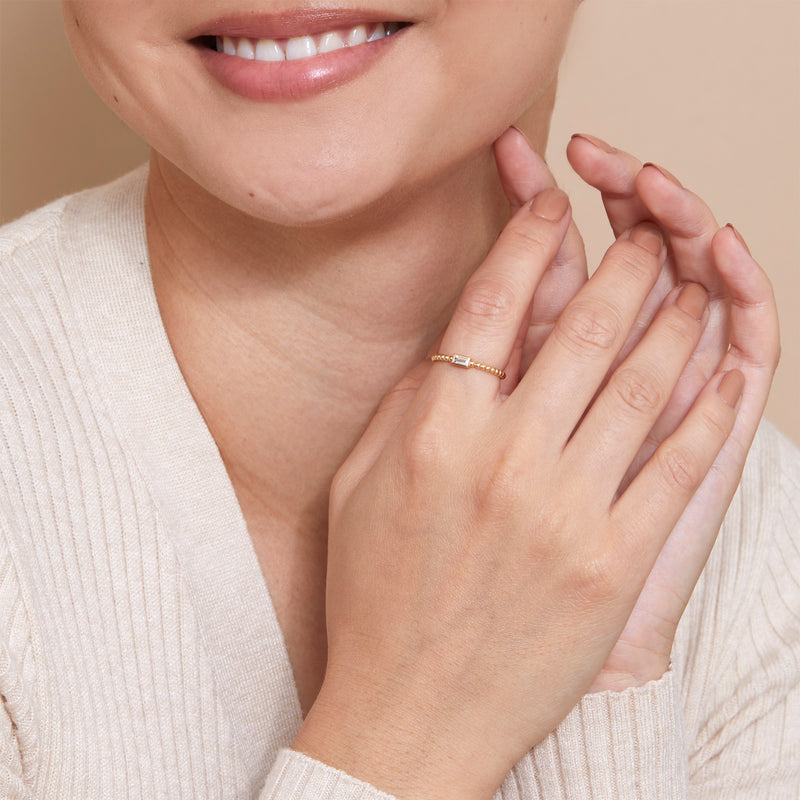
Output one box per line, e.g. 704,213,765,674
193,13,412,102
214,22,406,62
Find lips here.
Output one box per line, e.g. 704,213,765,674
190,8,413,101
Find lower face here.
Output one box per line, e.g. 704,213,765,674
63,0,578,226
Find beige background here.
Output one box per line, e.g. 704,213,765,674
1,0,798,445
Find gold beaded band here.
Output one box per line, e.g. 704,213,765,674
430,353,506,380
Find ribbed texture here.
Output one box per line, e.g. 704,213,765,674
0,170,797,798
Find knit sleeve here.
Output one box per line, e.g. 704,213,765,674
679,423,800,798
257,671,686,800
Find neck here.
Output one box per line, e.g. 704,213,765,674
146,146,509,535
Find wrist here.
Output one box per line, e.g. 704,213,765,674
292,675,501,800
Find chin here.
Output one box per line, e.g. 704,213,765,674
232,166,404,228
164,136,422,229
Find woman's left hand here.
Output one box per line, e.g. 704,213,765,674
493,129,780,690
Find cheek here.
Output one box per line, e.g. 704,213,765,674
59,0,576,225
436,1,575,131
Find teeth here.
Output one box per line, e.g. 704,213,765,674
346,25,368,47
216,22,402,62
286,34,317,60
236,38,256,59
255,39,285,61
368,22,386,42
318,31,346,54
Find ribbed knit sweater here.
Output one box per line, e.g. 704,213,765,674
0,168,797,799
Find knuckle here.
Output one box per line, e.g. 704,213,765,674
503,223,550,260
554,300,623,356
655,445,703,494
457,277,518,330
662,309,702,347
571,550,619,604
612,241,660,281
400,415,450,477
698,405,731,441
475,450,529,513
610,367,665,416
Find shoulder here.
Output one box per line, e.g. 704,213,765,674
0,166,152,523
0,165,148,258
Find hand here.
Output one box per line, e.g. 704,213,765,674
497,130,779,689
294,182,742,800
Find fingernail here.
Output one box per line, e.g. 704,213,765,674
630,222,664,255
725,223,752,256
642,162,684,189
530,187,570,221
510,125,534,149
570,133,616,154
676,282,708,321
718,370,745,408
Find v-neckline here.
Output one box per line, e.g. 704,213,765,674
58,165,305,778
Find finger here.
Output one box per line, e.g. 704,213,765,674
713,225,780,374
566,283,709,496
613,369,743,566
617,223,776,494
432,187,571,402
510,222,666,443
635,164,725,295
494,127,556,214
566,134,649,237
494,128,588,368
521,223,588,370
707,225,780,455
565,136,678,372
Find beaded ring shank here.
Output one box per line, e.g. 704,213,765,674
430,353,506,380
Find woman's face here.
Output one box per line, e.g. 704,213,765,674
64,0,579,225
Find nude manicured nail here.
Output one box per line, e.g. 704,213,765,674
570,133,616,154
718,370,745,408
642,162,684,189
725,223,752,255
531,188,569,221
630,223,663,255
676,283,708,321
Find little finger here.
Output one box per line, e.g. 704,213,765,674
613,369,744,565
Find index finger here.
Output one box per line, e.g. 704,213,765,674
431,188,571,402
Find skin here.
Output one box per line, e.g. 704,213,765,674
63,1,780,799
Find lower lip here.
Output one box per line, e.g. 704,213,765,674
195,31,406,101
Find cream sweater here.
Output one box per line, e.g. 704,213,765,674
0,168,797,800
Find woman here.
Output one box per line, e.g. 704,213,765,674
0,0,796,797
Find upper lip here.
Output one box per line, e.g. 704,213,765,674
186,6,415,40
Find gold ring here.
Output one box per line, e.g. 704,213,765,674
430,354,506,380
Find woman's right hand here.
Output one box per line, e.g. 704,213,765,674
291,183,743,800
